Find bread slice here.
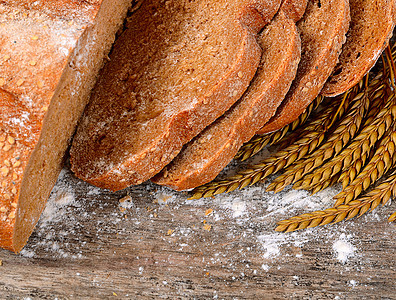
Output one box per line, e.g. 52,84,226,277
280,0,308,22
70,0,282,191
152,11,301,190
0,0,131,252
257,0,350,135
321,0,396,96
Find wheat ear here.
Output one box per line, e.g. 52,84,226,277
275,169,396,232
333,128,396,206
292,91,396,193
267,81,369,194
236,96,323,161
189,96,346,199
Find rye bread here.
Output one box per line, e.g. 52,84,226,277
152,11,301,190
257,0,350,135
0,0,131,252
280,0,308,22
321,0,396,96
70,0,282,191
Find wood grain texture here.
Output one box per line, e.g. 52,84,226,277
0,164,395,299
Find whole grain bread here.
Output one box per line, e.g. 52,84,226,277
152,11,301,190
70,0,282,191
257,0,350,135
0,0,131,252
280,0,308,22
321,0,396,96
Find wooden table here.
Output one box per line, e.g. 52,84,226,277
0,165,395,299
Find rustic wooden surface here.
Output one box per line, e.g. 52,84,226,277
1,3,394,299
0,162,395,299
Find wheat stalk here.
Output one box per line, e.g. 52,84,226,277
389,211,396,222
235,126,288,161
333,128,396,206
337,88,390,189
189,95,347,199
292,81,390,194
235,95,323,161
336,83,391,187
267,80,369,194
191,82,354,199
310,174,340,195
292,90,396,193
289,47,394,193
275,169,396,232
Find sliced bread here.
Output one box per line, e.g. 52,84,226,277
70,0,282,191
321,0,396,96
0,0,131,252
257,0,350,135
152,11,301,190
280,0,308,22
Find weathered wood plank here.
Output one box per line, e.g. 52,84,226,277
0,167,395,299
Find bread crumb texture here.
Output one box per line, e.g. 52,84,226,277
70,0,282,190
322,0,396,96
0,1,99,252
258,0,351,134
152,10,302,190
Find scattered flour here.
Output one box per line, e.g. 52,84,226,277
18,155,392,274
229,200,247,218
19,249,35,258
119,195,134,209
19,168,83,259
155,190,179,205
256,231,310,259
152,174,367,270
348,279,358,287
332,233,357,264
38,169,79,223
40,190,76,225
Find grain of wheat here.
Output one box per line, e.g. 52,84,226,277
275,169,396,232
267,82,369,194
293,91,396,193
389,211,396,222
333,129,396,206
190,96,346,199
236,95,324,161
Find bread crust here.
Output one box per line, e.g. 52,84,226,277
0,0,130,252
3,0,101,23
0,89,31,251
257,0,350,134
152,11,301,190
70,0,282,191
321,0,396,96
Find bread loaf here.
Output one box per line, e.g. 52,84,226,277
152,11,301,190
0,0,131,252
321,0,396,96
257,0,350,134
70,0,282,191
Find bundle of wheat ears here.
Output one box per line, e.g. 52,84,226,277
190,43,396,232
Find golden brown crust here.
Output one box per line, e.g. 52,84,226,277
257,0,350,134
2,0,102,23
70,0,282,191
0,4,87,252
0,0,130,252
321,0,396,96
0,89,30,251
